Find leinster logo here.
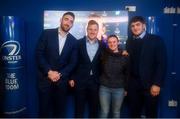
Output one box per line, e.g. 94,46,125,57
0,41,22,64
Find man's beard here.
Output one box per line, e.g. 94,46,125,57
61,24,70,32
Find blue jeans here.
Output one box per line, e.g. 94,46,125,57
99,85,125,118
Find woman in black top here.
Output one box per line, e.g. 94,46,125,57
99,35,129,118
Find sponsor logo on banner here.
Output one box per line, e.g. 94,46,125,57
0,40,22,64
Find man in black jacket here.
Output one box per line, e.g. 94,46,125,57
69,20,103,118
36,12,77,118
126,16,166,118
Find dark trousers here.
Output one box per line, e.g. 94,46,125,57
127,79,159,118
75,77,99,118
39,82,67,118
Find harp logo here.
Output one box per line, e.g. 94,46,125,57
1,41,22,64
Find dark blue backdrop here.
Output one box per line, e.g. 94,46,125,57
0,0,179,117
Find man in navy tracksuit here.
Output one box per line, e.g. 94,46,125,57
126,16,166,118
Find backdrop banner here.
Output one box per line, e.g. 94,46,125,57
0,16,26,117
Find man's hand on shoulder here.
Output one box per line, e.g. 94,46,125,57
122,50,129,56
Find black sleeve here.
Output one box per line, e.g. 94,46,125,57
123,56,131,90
153,36,167,87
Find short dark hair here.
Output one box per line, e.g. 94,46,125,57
129,16,146,25
62,12,75,19
107,34,119,41
87,20,99,28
